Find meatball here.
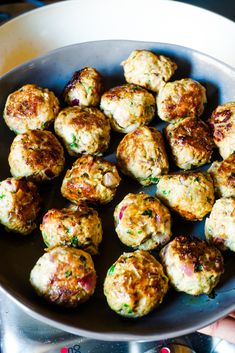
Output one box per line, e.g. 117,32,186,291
114,193,172,250
54,106,110,156
61,154,121,204
3,84,60,134
160,235,224,295
208,153,235,198
208,102,235,159
117,126,169,186
8,130,65,182
40,205,102,255
30,246,96,307
157,78,207,123
0,177,40,235
103,250,168,318
205,197,235,252
156,172,214,221
63,67,103,107
165,117,214,169
121,50,177,93
100,84,156,133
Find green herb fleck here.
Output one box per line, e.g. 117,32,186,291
107,264,115,275
70,134,78,148
162,190,170,196
0,194,6,200
123,303,133,314
71,236,79,247
138,230,143,234
65,270,72,278
66,227,71,234
127,230,133,234
194,264,203,272
142,209,153,217
147,177,159,184
86,86,93,95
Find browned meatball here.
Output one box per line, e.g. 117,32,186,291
160,235,224,295
63,67,103,107
165,117,214,169
3,84,60,134
30,246,96,307
61,154,121,204
157,78,207,123
0,177,40,235
208,102,235,159
208,153,235,198
8,130,65,182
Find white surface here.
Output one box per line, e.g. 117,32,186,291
0,0,235,75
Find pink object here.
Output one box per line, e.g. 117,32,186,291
60,348,68,353
160,347,171,353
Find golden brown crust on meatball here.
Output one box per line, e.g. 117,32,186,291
121,50,177,93
117,126,169,186
8,130,65,182
40,205,102,255
30,247,96,307
3,84,60,134
208,153,235,198
54,106,110,156
104,250,168,317
208,102,235,159
165,117,214,169
64,67,103,107
156,172,214,221
0,177,40,235
61,154,121,204
114,192,172,250
160,235,224,295
100,84,156,133
157,78,207,123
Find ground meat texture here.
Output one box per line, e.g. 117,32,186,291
157,78,207,123
63,67,103,107
40,205,102,255
8,130,65,183
205,197,235,252
3,84,60,134
0,177,40,235
103,250,168,318
30,247,96,307
61,154,121,205
121,50,177,93
208,102,235,159
54,106,110,156
100,84,156,133
208,153,235,198
117,126,169,186
165,117,214,170
114,192,172,251
156,172,214,221
160,235,224,295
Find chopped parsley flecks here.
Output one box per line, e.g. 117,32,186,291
0,194,6,200
70,134,78,148
162,190,170,196
71,236,79,247
107,264,115,275
123,303,133,314
147,177,159,184
194,264,203,272
65,270,72,278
